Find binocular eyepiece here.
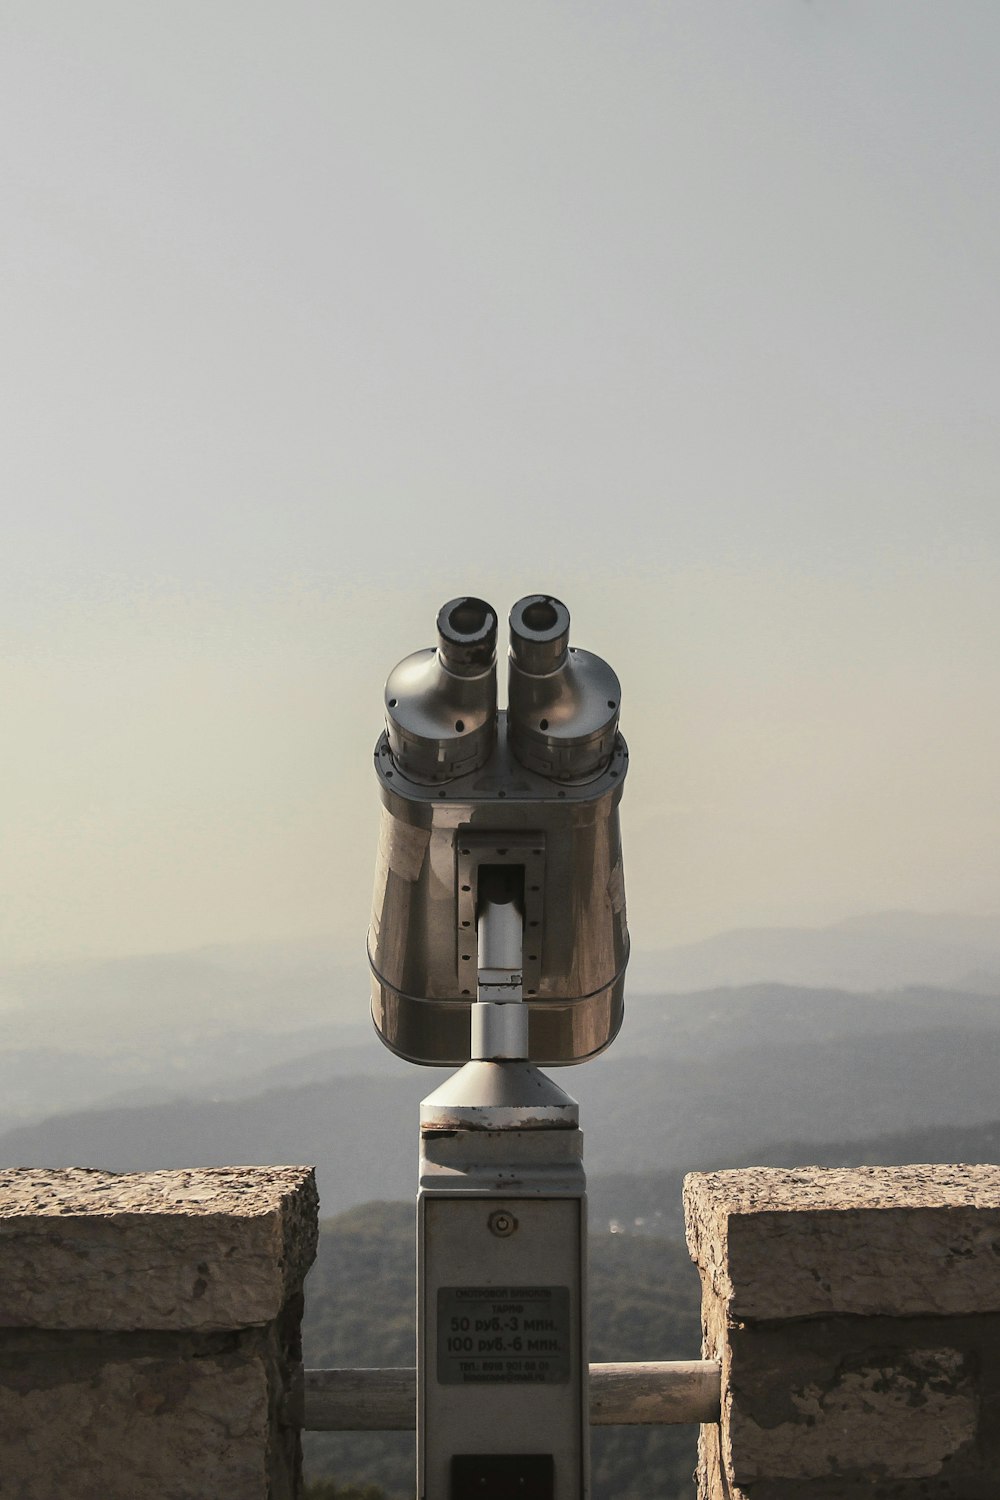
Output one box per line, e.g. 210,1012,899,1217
384,594,622,784
370,594,629,1067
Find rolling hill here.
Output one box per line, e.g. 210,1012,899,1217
2,983,997,1218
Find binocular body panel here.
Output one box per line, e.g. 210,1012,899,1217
369,712,628,1066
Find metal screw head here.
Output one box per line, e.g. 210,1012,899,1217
488,1209,518,1238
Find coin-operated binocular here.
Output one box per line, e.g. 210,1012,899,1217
369,595,629,1500
369,594,629,1067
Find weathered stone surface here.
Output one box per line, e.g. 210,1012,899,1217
685,1165,1000,1500
727,1333,980,1479
684,1163,1000,1320
0,1166,318,1331
0,1167,318,1498
0,1343,270,1499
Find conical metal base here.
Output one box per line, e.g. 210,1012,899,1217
420,1060,579,1133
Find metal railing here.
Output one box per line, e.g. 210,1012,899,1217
290,1360,720,1431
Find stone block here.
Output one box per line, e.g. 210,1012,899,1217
686,1163,1000,1321
0,1339,273,1498
684,1164,1000,1500
0,1165,318,1332
0,1166,319,1499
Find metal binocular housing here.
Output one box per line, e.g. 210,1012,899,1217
369,594,629,1066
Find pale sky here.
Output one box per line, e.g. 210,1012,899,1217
2,1,999,965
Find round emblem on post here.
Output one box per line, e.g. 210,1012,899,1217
488,1209,518,1238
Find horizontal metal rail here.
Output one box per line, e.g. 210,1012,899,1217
294,1360,720,1431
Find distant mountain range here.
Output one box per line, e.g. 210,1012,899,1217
627,910,1000,994
1,910,998,1214
2,980,997,1217
0,941,379,1127
1,910,998,1130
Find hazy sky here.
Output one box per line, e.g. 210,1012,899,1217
2,1,999,966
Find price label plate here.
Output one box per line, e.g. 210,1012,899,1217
437,1285,571,1385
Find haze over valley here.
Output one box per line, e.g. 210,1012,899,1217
3,910,998,1228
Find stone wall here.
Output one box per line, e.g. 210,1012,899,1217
0,1165,318,1500
684,1163,1000,1499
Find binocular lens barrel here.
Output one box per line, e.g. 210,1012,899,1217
383,597,498,783
436,597,498,675
508,595,571,676
507,595,621,781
